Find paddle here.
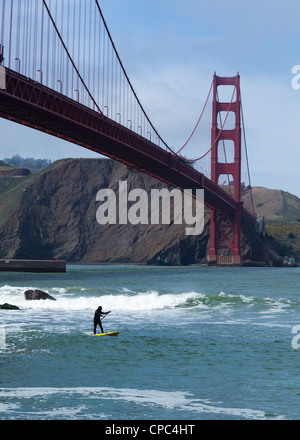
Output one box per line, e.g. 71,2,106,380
101,311,111,321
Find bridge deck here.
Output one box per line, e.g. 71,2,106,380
0,68,245,214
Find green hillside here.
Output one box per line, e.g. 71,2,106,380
242,186,300,260
0,159,68,229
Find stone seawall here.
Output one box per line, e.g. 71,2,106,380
0,259,66,272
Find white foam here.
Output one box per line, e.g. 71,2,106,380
218,291,254,303
0,284,292,319
0,285,204,312
0,387,284,420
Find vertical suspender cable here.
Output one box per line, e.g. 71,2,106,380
15,0,21,70
93,0,173,153
28,0,32,78
60,0,64,93
40,2,44,83
46,0,50,86
82,0,86,95
89,0,92,106
66,0,70,94
33,0,38,80
240,94,255,217
8,0,13,68
72,0,76,97
1,0,6,48
77,0,81,99
42,0,102,113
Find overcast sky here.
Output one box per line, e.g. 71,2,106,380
1,0,300,196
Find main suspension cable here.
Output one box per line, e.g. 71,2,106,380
94,0,175,154
42,0,102,114
176,77,214,155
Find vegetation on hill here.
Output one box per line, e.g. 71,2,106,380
242,186,300,260
3,154,52,170
0,160,10,168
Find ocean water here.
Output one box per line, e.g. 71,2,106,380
0,264,300,420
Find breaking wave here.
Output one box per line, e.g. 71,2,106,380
0,285,294,315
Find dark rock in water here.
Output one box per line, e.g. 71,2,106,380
24,289,56,301
0,303,20,310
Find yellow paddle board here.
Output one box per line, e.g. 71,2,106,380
94,331,119,336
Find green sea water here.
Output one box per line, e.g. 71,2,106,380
0,264,300,420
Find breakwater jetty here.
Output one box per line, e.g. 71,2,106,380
0,259,66,272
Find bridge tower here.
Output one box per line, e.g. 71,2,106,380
207,73,243,265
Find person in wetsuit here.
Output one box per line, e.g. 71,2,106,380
94,306,111,334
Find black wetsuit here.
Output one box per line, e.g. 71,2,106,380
94,307,110,334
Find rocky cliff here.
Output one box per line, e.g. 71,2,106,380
0,158,272,265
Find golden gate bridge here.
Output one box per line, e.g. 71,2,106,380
0,0,255,265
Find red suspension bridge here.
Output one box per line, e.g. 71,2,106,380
0,0,255,265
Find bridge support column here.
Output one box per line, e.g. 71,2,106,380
207,209,217,263
207,73,243,266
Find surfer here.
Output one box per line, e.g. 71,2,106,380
94,306,111,334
